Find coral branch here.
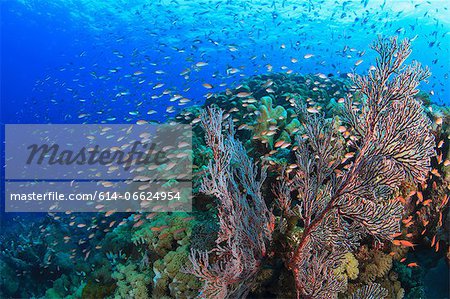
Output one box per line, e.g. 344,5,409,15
279,36,435,298
186,107,274,298
350,283,388,299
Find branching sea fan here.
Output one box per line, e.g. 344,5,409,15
284,36,435,299
188,36,436,299
185,107,274,298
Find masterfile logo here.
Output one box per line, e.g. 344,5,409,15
4,124,193,212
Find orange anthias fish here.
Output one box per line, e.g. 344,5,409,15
441,195,449,208
431,235,437,247
151,225,169,232
402,216,413,224
133,219,145,228
416,191,424,202
422,199,432,206
391,232,403,238
393,240,416,248
396,196,406,205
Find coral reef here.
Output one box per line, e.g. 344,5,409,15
111,262,152,298
358,249,393,284
272,36,433,298
81,280,116,299
44,274,86,299
335,252,359,281
131,212,194,256
349,283,388,298
0,217,86,298
247,95,300,148
153,245,201,298
186,36,440,299
185,108,274,298
1,36,448,299
338,245,406,299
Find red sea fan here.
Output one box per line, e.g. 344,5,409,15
188,36,435,299
185,107,274,298
281,36,435,298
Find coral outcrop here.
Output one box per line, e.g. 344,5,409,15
1,36,448,299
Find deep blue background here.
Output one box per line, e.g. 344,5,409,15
1,0,449,220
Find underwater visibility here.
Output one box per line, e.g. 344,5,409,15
1,0,450,298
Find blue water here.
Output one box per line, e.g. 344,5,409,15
2,0,449,127
1,0,448,215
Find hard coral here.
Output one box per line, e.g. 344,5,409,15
132,212,194,257
335,252,359,281
248,95,300,148
153,244,201,298
81,280,116,299
111,262,151,299
358,250,393,284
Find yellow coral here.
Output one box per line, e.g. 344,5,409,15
129,212,199,298
396,287,405,299
335,252,359,281
111,263,151,299
131,212,194,256
359,250,393,284
247,96,300,148
152,245,200,298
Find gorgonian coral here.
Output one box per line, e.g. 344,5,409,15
185,107,274,298
187,36,435,299
277,36,434,298
350,283,388,299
